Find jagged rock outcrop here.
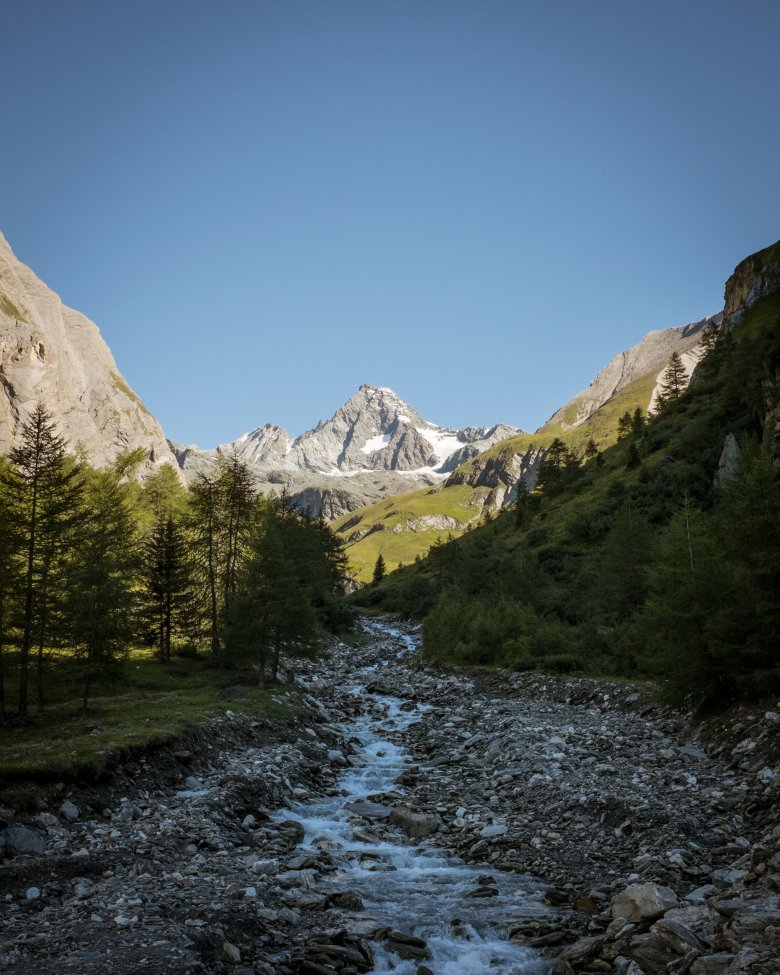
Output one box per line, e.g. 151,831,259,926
546,315,719,430
0,231,178,475
722,239,780,328
721,240,780,465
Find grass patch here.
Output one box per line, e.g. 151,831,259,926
111,373,152,416
0,293,26,321
334,483,490,580
0,648,293,782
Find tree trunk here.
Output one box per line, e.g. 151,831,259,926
82,646,92,711
36,567,49,712
164,588,172,664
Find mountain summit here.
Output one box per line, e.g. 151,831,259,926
216,384,520,478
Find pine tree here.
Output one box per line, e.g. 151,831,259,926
656,351,688,407
227,499,322,683
630,406,645,436
372,554,387,585
584,437,599,461
144,514,193,663
2,404,83,720
699,319,721,356
188,472,222,653
218,452,255,624
64,468,139,709
617,411,633,440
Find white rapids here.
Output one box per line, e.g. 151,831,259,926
275,621,552,974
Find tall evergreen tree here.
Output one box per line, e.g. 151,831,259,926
372,553,387,585
144,514,193,663
2,404,83,720
656,351,688,407
188,472,222,653
227,499,322,683
188,454,254,656
65,469,140,709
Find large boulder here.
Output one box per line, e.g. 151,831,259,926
2,825,46,857
612,884,678,922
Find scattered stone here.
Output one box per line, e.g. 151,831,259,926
611,884,679,922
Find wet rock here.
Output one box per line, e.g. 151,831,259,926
557,934,606,962
388,806,439,838
383,930,432,961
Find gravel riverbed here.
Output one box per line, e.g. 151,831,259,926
0,618,778,975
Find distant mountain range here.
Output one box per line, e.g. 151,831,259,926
169,385,520,516
0,226,717,525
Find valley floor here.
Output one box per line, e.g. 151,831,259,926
0,619,778,975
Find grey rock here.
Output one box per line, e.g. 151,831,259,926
2,825,46,857
612,884,679,922
389,806,439,838
690,956,734,975
59,800,80,823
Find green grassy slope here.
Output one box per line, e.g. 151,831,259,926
357,263,780,708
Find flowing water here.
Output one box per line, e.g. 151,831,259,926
276,622,551,974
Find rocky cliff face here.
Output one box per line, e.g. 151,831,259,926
721,240,780,465
722,239,780,328
545,315,719,430
0,231,178,474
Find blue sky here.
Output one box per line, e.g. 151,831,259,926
2,1,778,447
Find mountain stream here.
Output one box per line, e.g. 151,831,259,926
276,621,551,974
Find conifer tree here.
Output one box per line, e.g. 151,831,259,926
630,406,645,436
584,437,599,461
188,472,222,653
2,404,83,720
65,469,139,710
144,514,193,663
372,554,387,585
656,351,688,407
617,411,633,440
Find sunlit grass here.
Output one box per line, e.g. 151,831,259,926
0,648,293,780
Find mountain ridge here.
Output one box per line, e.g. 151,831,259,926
0,231,178,475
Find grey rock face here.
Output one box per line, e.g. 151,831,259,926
0,231,179,477
545,315,720,430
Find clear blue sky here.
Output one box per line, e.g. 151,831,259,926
2,0,778,447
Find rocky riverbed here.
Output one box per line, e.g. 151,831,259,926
1,618,778,974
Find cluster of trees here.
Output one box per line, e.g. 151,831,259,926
0,405,349,721
365,301,780,709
